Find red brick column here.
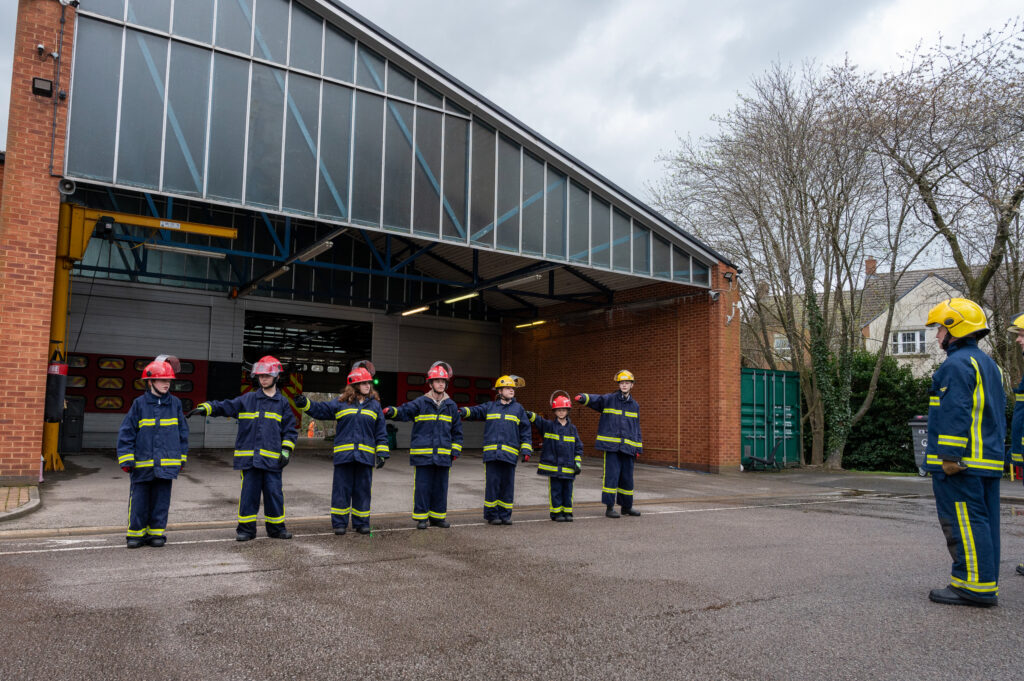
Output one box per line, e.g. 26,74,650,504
0,0,75,482
501,268,741,473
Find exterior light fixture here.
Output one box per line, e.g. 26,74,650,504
514,320,546,329
144,242,226,259
32,78,53,97
264,265,290,281
443,292,479,304
497,273,543,290
401,306,430,317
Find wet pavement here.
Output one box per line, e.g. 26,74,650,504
3,449,1024,679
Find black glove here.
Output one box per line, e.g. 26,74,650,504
376,455,387,469
280,448,292,468
526,411,536,422
187,403,211,418
574,461,582,475
294,394,309,409
383,406,397,419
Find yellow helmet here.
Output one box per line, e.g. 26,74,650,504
925,298,989,338
1008,311,1024,336
494,374,526,389
614,370,635,383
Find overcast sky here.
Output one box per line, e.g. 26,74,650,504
1,0,1019,199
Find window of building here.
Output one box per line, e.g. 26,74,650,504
891,330,927,355
773,334,791,359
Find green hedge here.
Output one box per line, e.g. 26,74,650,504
843,351,931,472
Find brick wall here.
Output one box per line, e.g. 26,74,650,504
502,267,741,473
0,0,75,482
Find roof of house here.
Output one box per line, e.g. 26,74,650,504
859,267,968,329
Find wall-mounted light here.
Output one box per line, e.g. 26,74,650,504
443,292,479,304
264,265,290,281
514,320,546,329
145,242,226,260
401,306,430,317
32,77,54,97
497,273,543,290
709,290,721,302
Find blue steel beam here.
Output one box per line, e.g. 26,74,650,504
260,212,289,257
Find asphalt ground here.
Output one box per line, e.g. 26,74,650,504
3,450,1024,680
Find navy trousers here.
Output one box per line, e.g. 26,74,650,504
601,451,635,509
932,472,1000,602
331,462,373,529
127,478,173,539
413,464,450,521
548,477,574,517
484,461,516,521
238,468,286,537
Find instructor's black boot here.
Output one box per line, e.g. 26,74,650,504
126,537,145,549
269,529,293,539
928,587,996,607
416,520,429,530
605,506,621,518
356,526,371,535
623,508,642,517
334,527,347,536
564,513,574,522
430,518,451,528
147,536,166,547
236,532,254,542
555,514,568,522
490,518,504,525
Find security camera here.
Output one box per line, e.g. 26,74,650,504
709,290,721,302
57,178,77,195
59,0,81,7
37,44,46,56
723,272,734,282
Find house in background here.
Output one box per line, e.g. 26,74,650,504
860,259,994,377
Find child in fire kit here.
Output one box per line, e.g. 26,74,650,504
191,355,298,541
461,375,533,525
117,355,190,548
296,360,389,536
529,391,584,522
384,361,463,530
576,370,643,518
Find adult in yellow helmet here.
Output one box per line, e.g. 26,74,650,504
460,375,532,524
923,298,1006,607
575,370,643,518
1008,312,1024,577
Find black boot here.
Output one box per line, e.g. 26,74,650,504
430,518,451,528
147,536,166,547
236,532,255,542
334,527,347,535
501,518,513,525
605,506,621,518
356,526,371,535
490,518,504,525
416,520,428,530
928,587,996,607
564,513,573,522
126,537,145,549
550,513,559,521
623,508,641,517
555,514,568,522
269,529,293,539
1017,564,1024,576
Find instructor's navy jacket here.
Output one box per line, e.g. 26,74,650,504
462,399,532,464
530,414,583,479
924,338,1006,476
201,391,297,471
579,392,643,456
117,391,189,482
302,397,388,466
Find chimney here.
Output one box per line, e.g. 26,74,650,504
865,256,877,276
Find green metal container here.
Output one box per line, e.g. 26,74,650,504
740,369,801,468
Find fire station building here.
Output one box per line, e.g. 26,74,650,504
0,0,740,483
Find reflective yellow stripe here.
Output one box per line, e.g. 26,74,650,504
238,412,258,419
521,443,533,451
350,508,370,517
451,443,462,451
336,408,358,419
414,414,437,422
625,412,638,418
375,445,389,453
501,444,518,455
495,500,513,509
118,454,134,464
617,488,634,495
1015,393,1024,402
263,411,282,422
937,435,968,448
929,396,941,406
428,511,446,519
146,528,165,536
159,459,182,466
956,501,978,584
602,408,622,415
259,449,281,459
334,444,355,452
564,436,575,442
361,409,378,420
358,444,376,453
1012,452,1024,463
483,444,498,451
439,414,453,422
560,467,576,474
331,507,352,515
624,439,643,448
544,433,559,440
159,418,179,426
265,514,285,524
960,457,1004,471
503,414,520,423
138,418,156,427
538,463,558,472
597,435,622,443
969,358,984,461
486,413,501,420
234,450,254,457
237,514,258,522
126,529,147,537
950,576,998,594
135,460,154,468
281,439,295,449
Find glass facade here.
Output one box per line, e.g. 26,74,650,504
66,0,712,285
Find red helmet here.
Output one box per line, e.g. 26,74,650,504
426,361,452,382
251,355,283,377
141,360,175,381
348,367,373,385
551,390,572,410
